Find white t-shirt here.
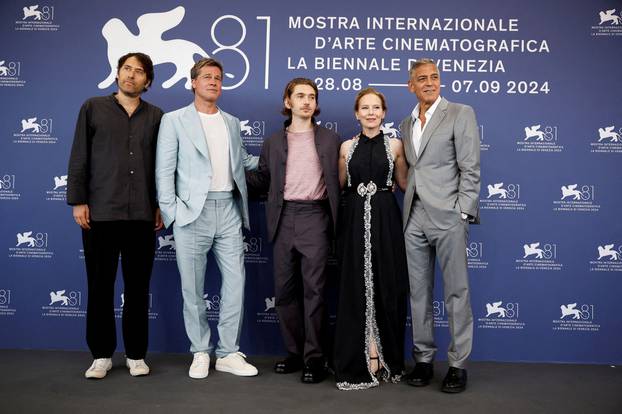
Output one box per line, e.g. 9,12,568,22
198,110,234,191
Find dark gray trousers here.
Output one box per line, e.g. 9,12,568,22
273,200,330,362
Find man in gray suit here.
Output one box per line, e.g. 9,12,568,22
400,59,480,393
156,58,258,379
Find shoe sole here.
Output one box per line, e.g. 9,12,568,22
301,378,325,384
85,372,107,379
85,363,112,379
441,386,466,394
85,368,111,379
188,365,209,379
215,365,258,377
407,380,431,387
128,369,150,377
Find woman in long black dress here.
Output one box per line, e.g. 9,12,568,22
334,88,409,390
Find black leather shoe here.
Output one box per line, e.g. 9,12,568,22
441,367,467,393
274,354,303,374
406,362,433,387
301,357,327,384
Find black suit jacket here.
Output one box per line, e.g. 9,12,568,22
247,125,340,242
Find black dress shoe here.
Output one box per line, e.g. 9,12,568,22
441,367,467,393
301,357,327,384
274,354,303,374
406,362,433,387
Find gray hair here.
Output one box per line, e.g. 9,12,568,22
409,58,438,77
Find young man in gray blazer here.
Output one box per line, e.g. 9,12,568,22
247,78,340,383
400,59,480,393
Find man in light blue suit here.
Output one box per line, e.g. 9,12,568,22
156,58,259,379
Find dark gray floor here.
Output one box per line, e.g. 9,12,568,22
1,350,620,414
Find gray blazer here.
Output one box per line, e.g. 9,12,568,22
246,125,340,242
400,98,480,231
155,103,258,229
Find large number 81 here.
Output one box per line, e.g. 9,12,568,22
211,16,271,90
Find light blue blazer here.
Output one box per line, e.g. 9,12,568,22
155,103,258,229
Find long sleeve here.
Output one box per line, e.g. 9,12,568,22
66,101,92,205
155,113,179,228
246,137,271,196
454,105,481,218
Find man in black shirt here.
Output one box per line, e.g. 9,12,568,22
67,52,163,379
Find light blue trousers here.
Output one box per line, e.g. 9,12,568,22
173,193,245,356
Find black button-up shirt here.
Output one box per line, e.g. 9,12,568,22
67,94,163,221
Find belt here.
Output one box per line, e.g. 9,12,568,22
345,182,390,196
206,191,233,200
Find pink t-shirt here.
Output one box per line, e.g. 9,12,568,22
284,129,327,201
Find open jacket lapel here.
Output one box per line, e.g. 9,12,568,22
221,111,237,171
401,116,417,163
417,98,448,158
181,104,210,159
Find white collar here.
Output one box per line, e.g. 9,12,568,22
411,96,442,122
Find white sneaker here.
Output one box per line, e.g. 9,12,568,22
85,358,112,379
215,352,258,377
126,358,150,376
189,352,210,379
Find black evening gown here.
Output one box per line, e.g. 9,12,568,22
334,132,409,390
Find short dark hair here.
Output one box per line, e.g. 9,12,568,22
354,87,387,112
281,78,321,119
190,58,224,93
116,52,154,92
